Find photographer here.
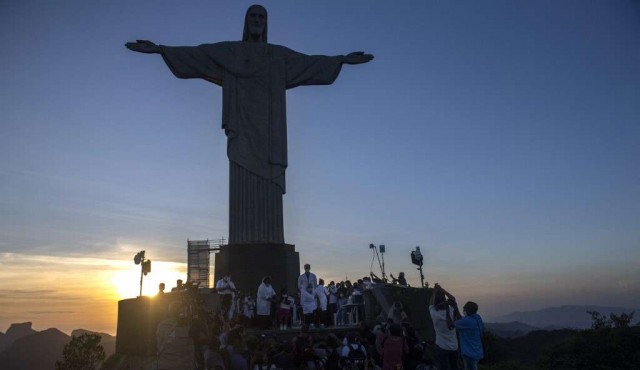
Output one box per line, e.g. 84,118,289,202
429,283,461,370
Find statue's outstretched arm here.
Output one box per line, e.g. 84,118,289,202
125,40,162,54
342,51,374,65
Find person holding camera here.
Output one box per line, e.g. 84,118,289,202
429,283,461,370
454,301,484,370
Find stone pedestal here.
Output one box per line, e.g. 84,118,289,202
214,243,300,295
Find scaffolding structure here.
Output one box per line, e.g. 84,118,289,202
187,238,225,288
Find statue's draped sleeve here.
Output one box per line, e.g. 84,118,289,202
159,43,228,84
282,47,344,89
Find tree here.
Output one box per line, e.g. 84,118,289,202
55,333,105,370
587,310,636,329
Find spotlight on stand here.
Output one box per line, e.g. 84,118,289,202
410,246,425,287
133,250,151,296
369,243,388,283
134,251,145,265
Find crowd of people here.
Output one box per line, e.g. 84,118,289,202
155,297,429,370
155,267,485,370
182,264,394,331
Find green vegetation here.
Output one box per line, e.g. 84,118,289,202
55,333,105,370
480,310,640,370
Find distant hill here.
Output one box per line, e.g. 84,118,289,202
492,305,639,329
484,321,539,338
0,328,69,370
0,322,37,353
0,324,116,370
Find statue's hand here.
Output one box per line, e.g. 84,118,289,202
125,40,161,54
343,51,374,65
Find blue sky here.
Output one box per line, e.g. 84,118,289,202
1,0,639,332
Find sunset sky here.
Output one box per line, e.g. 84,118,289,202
1,0,639,335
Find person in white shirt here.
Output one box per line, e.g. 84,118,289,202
429,283,461,370
256,276,276,329
301,286,317,325
215,273,237,321
297,263,317,293
241,293,255,325
314,279,329,328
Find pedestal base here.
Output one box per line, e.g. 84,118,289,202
214,243,300,295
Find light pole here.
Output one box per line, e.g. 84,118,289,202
134,251,151,296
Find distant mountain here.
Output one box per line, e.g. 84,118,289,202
0,328,70,370
485,321,539,338
0,322,37,353
0,324,117,370
492,305,638,329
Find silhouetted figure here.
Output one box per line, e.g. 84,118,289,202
390,272,407,286
125,5,373,244
171,279,184,292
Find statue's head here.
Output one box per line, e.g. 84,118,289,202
242,4,268,43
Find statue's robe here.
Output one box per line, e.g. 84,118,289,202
160,41,343,244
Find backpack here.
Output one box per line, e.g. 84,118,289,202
347,343,366,366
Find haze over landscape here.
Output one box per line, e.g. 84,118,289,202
1,0,639,335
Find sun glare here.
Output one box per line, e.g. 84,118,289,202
111,261,186,300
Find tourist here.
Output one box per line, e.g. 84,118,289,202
340,335,367,368
362,276,373,289
277,288,295,330
256,276,276,330
327,281,338,326
429,283,461,370
241,293,256,326
390,272,407,286
297,263,318,293
336,282,348,326
387,301,408,325
454,301,484,370
301,286,317,325
381,323,409,370
216,273,237,321
158,282,165,295
171,279,184,292
314,279,329,327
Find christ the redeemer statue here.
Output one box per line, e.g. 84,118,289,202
126,5,373,245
